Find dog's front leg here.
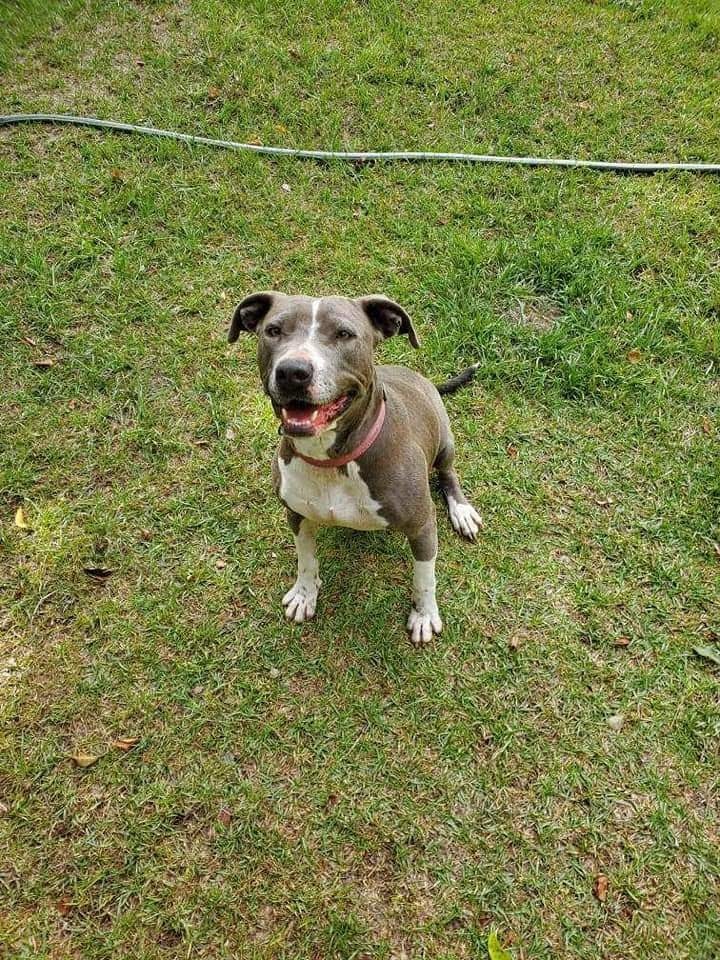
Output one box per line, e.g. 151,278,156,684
407,514,442,646
282,511,321,623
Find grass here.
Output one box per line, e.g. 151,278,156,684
1,0,719,957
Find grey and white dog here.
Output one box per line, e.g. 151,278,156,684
229,292,481,645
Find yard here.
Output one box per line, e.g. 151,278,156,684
1,0,719,957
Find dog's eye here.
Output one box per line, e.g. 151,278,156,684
336,329,355,340
265,325,282,338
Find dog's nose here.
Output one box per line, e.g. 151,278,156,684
275,357,313,389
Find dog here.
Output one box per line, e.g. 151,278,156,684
229,292,481,645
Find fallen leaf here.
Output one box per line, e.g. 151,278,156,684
508,636,522,651
268,667,281,679
225,427,236,441
109,168,124,182
0,801,8,816
218,806,232,827
192,438,210,447
614,637,631,648
713,542,720,560
57,895,73,916
14,506,32,530
33,357,55,368
595,497,614,508
215,558,227,569
487,930,513,960
135,58,145,66
693,645,720,667
626,349,642,364
701,417,713,436
594,874,609,902
607,714,625,731
281,182,292,193
208,85,221,99
112,735,140,752
83,566,113,580
506,443,519,459
70,752,100,768
21,335,38,347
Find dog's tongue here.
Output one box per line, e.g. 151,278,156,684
282,395,348,434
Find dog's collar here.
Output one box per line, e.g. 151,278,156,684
290,398,386,469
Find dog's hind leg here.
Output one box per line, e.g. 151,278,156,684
435,442,482,541
282,511,321,623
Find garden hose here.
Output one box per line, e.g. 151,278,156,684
2,112,719,174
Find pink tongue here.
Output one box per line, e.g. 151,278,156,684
286,407,315,424
284,396,346,430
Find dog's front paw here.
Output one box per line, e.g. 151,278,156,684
407,605,443,647
448,500,483,541
282,579,319,623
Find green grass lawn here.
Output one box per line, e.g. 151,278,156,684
1,1,719,957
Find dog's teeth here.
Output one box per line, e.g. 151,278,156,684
310,410,319,422
282,407,288,418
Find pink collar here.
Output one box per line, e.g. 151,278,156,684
291,399,386,469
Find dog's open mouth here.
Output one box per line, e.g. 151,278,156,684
280,394,352,435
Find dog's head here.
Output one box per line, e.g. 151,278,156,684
228,293,419,437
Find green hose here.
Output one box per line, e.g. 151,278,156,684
2,113,719,174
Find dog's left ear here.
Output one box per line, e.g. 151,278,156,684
228,291,277,342
357,295,420,349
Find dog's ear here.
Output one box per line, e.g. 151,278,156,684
357,295,420,349
228,291,277,342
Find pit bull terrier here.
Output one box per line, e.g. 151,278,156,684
229,292,481,645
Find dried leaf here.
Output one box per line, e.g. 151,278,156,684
83,566,113,580
281,183,292,193
607,714,625,731
192,438,210,447
14,506,32,530
113,735,140,752
595,497,614,508
487,930,513,960
594,874,609,902
693,645,720,667
506,443,519,459
208,85,221,99
508,636,522,651
215,558,227,569
33,357,55,368
57,895,73,916
713,542,720,560
626,349,642,364
21,335,38,347
225,427,236,441
71,752,100,768
0,801,9,816
614,637,631,648
218,806,232,827
701,417,713,436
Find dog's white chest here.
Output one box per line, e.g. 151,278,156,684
279,457,388,530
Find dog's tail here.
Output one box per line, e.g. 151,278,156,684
436,362,480,396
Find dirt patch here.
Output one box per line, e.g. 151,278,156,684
510,299,563,332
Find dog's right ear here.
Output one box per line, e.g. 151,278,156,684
228,291,277,342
